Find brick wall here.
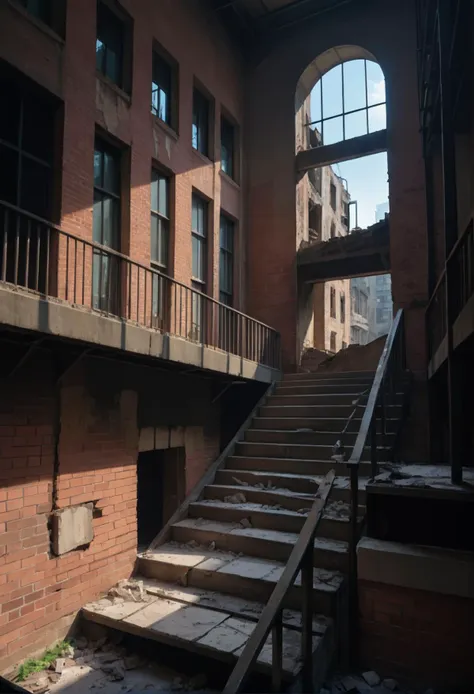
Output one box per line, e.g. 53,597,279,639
359,579,474,691
0,350,221,673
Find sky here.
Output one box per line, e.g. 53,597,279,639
309,59,389,229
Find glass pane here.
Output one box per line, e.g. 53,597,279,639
192,123,199,150
345,109,368,139
366,61,386,106
96,39,105,73
0,145,19,205
0,81,20,146
151,84,159,115
322,116,343,145
93,192,103,243
23,93,55,163
321,65,343,118
310,80,322,123
368,104,387,133
192,235,204,279
20,158,51,219
151,214,158,262
94,150,103,187
159,219,168,267
192,197,199,231
102,197,119,249
104,150,119,194
106,48,121,86
158,176,168,217
343,60,367,112
159,88,168,122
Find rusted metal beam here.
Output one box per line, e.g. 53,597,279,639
296,129,388,173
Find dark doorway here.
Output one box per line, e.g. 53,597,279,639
137,450,164,549
136,447,186,550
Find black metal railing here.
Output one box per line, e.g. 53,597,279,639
222,471,335,694
0,200,281,369
344,309,406,660
426,219,474,360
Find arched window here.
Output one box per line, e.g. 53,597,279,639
309,59,386,147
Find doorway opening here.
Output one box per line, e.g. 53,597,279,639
136,447,185,549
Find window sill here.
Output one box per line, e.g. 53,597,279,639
152,115,179,142
96,72,131,104
192,148,213,166
7,0,64,45
219,170,240,190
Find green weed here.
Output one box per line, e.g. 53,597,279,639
16,640,70,682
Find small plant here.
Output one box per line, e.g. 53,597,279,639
16,640,70,682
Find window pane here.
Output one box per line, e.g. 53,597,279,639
343,60,367,112
345,109,368,139
151,171,168,217
0,80,21,145
94,150,103,187
104,150,119,194
193,90,209,155
310,80,322,123
323,115,343,145
23,93,55,163
221,119,234,177
96,2,124,87
93,191,103,243
20,158,51,219
151,215,168,268
102,197,119,249
96,39,105,73
366,61,386,106
368,104,387,133
152,53,171,123
192,195,207,236
0,145,19,205
192,235,204,280
321,65,343,118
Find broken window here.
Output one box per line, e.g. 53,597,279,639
152,47,177,128
330,286,336,318
309,59,386,147
221,117,235,179
96,1,131,91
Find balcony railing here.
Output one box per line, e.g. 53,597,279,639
0,200,281,370
426,219,473,360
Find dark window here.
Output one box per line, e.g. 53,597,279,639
330,331,337,352
342,341,347,350
96,1,125,89
330,182,337,211
340,293,346,323
330,222,336,238
219,215,234,306
191,194,208,339
93,137,121,313
330,286,336,318
0,73,56,220
192,89,210,156
19,0,52,26
152,51,173,126
221,117,235,179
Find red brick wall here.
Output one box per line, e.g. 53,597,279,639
0,353,221,673
359,579,474,692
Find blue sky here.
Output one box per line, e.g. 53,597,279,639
310,59,389,229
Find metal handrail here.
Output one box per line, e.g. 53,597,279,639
0,199,281,369
222,470,335,694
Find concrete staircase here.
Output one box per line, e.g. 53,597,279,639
82,370,401,687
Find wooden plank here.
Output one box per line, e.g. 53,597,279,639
149,381,276,550
222,470,335,694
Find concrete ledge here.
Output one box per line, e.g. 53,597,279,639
357,536,474,599
0,285,281,384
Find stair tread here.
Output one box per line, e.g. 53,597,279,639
208,479,369,496
239,441,390,450
228,454,375,466
83,582,328,677
175,513,350,547
140,543,344,592
222,469,369,488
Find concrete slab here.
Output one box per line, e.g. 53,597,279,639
51,503,94,555
124,599,184,629
197,617,254,653
129,603,228,641
83,597,155,621
216,556,280,580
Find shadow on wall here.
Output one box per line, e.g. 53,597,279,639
301,335,386,373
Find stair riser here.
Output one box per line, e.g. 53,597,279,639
252,417,399,433
171,523,348,572
259,405,402,418
186,503,353,544
275,383,371,395
283,371,374,381
138,558,338,615
268,394,403,407
245,430,396,446
235,443,390,462
227,456,373,476
205,481,367,508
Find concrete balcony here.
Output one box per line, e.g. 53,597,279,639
0,200,281,383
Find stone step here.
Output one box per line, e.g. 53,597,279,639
206,478,368,508
267,393,404,407
283,371,375,382
234,441,391,462
245,428,396,447
226,455,373,477
186,499,356,548
259,404,402,419
138,544,345,615
251,416,400,433
82,579,334,681
275,382,372,395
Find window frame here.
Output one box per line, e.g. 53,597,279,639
191,193,208,292
330,182,337,211
220,115,235,180
96,0,133,94
150,168,170,272
151,43,178,132
192,84,214,159
340,292,346,323
15,0,66,36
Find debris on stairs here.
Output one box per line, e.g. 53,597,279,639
82,370,406,688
